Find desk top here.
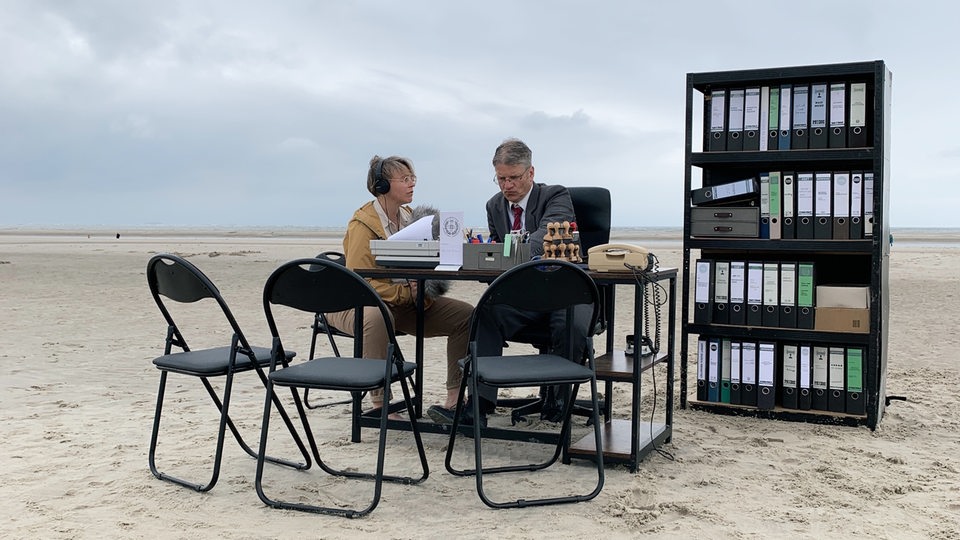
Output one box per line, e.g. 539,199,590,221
356,266,677,284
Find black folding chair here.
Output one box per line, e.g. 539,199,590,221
303,251,355,410
256,257,429,517
444,259,604,509
145,254,311,492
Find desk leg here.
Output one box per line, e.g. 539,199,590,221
414,278,425,419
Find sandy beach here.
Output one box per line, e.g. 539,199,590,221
1,230,958,539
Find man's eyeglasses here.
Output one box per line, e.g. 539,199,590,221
493,167,529,185
390,175,417,186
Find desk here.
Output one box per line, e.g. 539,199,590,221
355,266,677,472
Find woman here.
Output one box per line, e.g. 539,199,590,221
326,155,472,414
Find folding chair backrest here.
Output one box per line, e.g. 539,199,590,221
470,259,600,337
147,253,249,351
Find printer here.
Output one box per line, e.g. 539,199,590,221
370,240,440,268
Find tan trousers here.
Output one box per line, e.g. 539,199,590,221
325,296,473,399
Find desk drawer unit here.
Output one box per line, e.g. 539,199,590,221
690,206,759,238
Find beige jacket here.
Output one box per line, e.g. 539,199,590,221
342,201,422,307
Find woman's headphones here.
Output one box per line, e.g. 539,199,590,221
372,158,390,195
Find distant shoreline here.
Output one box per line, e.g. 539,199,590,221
1,226,958,246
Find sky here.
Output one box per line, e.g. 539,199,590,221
2,0,958,229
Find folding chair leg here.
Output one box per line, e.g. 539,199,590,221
148,371,231,492
256,377,429,517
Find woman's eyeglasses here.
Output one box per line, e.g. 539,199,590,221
390,175,417,185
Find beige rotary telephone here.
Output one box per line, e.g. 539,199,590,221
587,243,651,272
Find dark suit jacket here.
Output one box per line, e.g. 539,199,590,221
485,183,575,257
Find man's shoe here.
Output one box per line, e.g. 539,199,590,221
427,404,487,429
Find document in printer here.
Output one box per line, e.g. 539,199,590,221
388,215,434,241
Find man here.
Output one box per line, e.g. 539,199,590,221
428,138,593,426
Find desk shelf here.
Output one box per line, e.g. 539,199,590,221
568,419,669,463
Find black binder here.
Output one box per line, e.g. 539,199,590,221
780,344,799,409
814,172,833,239
828,82,847,148
741,341,758,407
743,87,761,151
848,82,869,147
796,172,815,239
690,177,759,206
762,262,779,327
708,89,727,151
845,347,866,415
778,84,791,150
796,262,816,329
812,346,829,410
767,86,780,151
827,346,846,413
727,88,745,151
832,172,851,240
798,344,813,410
746,261,763,326
712,260,730,324
694,259,713,324
791,85,809,149
849,171,864,239
696,337,709,402
809,83,828,149
730,341,742,405
779,262,798,328
781,172,796,239
728,261,747,325
757,342,777,410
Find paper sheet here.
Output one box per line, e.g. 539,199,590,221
388,215,434,241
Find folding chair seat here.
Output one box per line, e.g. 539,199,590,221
256,257,429,517
146,254,311,492
444,259,605,509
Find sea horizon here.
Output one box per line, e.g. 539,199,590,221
2,225,959,247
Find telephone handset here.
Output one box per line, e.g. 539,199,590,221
587,243,651,272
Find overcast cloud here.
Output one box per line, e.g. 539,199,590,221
1,1,957,228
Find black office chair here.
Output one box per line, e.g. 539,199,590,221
507,186,612,423
444,259,604,509
256,257,429,517
145,254,310,492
